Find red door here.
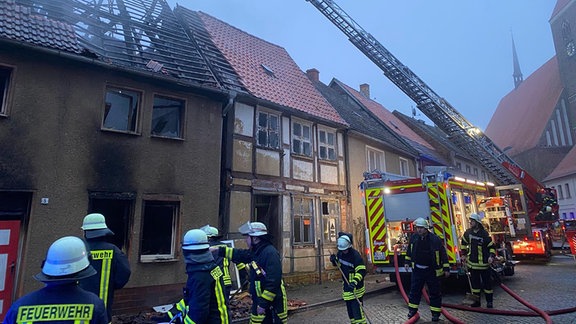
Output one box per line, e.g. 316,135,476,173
0,220,20,321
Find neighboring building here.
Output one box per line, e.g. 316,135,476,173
486,0,576,183
177,8,350,276
0,0,244,317
330,82,449,172
544,146,576,220
394,111,491,182
308,69,420,249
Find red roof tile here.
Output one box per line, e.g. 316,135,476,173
339,82,435,150
485,57,562,156
544,145,576,180
198,12,346,126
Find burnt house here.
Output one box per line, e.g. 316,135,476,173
0,0,246,316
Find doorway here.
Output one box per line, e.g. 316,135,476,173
253,195,281,253
88,192,134,253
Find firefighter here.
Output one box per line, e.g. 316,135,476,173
404,217,450,322
167,228,229,323
4,236,108,324
211,221,287,324
460,213,496,308
329,232,367,324
79,213,131,322
201,224,249,301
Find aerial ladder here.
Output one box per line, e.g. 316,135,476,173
307,0,559,259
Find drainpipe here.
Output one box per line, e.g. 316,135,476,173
219,91,237,238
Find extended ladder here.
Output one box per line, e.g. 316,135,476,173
307,0,518,185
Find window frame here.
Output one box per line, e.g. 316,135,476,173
321,200,340,244
292,196,314,245
151,94,186,139
0,65,14,117
366,146,385,172
291,120,313,157
256,110,280,149
102,85,142,134
318,127,337,161
139,196,181,262
399,157,409,176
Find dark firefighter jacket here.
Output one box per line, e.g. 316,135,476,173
4,283,108,324
335,248,366,301
168,250,229,324
79,239,131,322
461,226,496,270
219,240,286,312
405,231,450,277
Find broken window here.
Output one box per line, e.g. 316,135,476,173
322,200,339,243
318,129,336,160
102,86,141,133
151,95,184,139
88,192,134,252
0,66,12,116
256,111,279,149
292,197,314,245
292,121,312,157
140,199,179,262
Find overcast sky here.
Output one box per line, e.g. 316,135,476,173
169,1,557,130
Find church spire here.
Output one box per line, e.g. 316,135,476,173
512,33,523,89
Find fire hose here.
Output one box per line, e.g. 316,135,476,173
393,248,567,324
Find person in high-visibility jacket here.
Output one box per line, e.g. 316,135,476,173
79,213,131,322
201,225,249,302
4,236,108,324
460,213,496,308
177,228,230,323
211,221,287,324
404,218,450,322
329,232,367,324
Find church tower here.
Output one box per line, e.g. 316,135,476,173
512,35,523,89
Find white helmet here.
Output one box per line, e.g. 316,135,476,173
469,213,483,223
34,236,96,282
81,213,114,239
413,217,430,228
182,229,210,250
200,225,220,238
238,221,268,237
337,235,352,251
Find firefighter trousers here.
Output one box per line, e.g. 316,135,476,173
470,268,493,302
408,267,442,315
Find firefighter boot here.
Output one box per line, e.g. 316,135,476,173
431,311,441,322
470,296,481,308
486,294,494,308
407,307,418,319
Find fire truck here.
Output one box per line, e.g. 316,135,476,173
308,0,560,270
360,167,516,281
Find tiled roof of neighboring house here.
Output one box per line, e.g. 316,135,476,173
544,145,576,181
312,77,417,157
485,57,562,156
6,0,234,89
0,0,81,53
197,11,347,126
393,111,469,160
336,81,435,150
174,6,247,93
551,0,570,20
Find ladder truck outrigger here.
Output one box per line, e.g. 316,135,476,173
307,0,560,282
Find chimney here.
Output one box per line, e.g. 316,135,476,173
359,83,370,98
306,68,319,83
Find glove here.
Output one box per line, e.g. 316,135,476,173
404,263,410,272
348,280,357,290
256,305,267,315
329,254,337,266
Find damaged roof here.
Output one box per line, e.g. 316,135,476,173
3,0,245,90
196,11,347,126
485,57,562,156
